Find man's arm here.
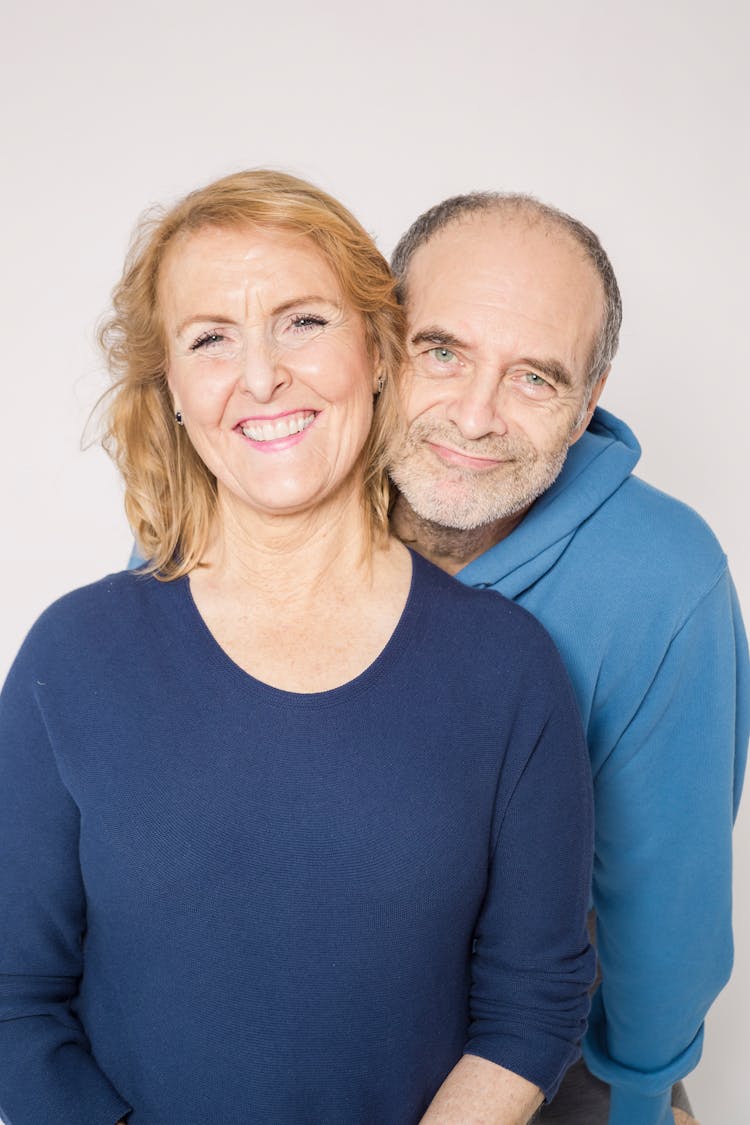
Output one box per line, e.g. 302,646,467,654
420,1055,542,1124
584,571,749,1125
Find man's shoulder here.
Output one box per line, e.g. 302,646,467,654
585,473,727,594
615,474,724,547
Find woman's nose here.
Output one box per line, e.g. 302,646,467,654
238,340,293,402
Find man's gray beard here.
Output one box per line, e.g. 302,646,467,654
388,422,570,532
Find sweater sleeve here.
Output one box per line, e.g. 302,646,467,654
583,569,750,1125
464,649,597,1101
0,639,132,1125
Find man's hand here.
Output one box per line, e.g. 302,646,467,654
673,1110,700,1125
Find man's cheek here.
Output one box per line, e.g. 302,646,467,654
405,388,449,427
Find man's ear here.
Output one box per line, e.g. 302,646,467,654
570,368,609,444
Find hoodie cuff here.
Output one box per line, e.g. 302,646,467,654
607,1084,673,1125
583,989,702,1124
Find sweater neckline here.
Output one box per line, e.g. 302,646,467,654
170,549,424,708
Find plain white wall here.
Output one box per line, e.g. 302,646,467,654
2,1,748,1119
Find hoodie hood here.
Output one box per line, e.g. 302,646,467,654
458,407,641,599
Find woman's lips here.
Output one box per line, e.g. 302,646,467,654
426,440,507,471
237,410,318,451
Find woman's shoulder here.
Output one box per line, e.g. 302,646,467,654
40,568,159,620
13,570,171,674
407,551,581,729
411,549,559,656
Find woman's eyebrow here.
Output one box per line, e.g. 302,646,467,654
176,296,339,335
176,314,236,335
271,294,339,316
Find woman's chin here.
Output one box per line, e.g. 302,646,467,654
218,476,361,525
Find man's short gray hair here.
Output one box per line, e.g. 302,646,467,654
391,192,622,389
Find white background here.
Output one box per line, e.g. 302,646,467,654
1,1,748,1120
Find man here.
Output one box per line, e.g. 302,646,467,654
388,194,749,1125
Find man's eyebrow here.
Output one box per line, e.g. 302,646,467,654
407,329,576,387
519,357,575,389
409,326,468,350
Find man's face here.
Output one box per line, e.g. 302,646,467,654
389,214,607,532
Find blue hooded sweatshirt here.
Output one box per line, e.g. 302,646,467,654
457,406,750,1125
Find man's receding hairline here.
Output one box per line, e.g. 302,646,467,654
391,191,622,390
403,203,601,296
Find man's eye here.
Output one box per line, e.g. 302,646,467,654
190,331,225,352
289,314,329,334
523,372,550,388
429,347,456,364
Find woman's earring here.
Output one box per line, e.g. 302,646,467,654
175,410,184,426
375,375,385,395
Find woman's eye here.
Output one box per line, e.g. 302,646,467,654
289,314,328,334
429,347,457,364
189,331,225,352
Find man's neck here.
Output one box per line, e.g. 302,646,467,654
390,494,526,576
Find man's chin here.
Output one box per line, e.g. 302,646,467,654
397,487,522,532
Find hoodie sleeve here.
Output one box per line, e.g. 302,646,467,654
582,568,749,1125
0,639,132,1125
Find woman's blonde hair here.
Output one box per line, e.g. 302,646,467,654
99,169,406,578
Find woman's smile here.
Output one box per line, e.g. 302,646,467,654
237,409,319,449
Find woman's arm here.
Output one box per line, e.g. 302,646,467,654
0,630,131,1125
420,1055,542,1124
446,637,596,1113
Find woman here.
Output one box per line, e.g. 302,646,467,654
0,171,595,1125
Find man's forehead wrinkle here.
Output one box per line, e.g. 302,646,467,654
410,291,577,346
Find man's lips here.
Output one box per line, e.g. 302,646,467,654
425,440,508,471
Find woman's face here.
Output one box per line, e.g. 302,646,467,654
159,224,379,522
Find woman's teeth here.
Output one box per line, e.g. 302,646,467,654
240,412,316,442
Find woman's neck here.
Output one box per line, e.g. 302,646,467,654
198,485,377,607
186,486,413,694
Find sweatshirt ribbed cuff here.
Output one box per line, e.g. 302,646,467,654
607,1084,673,1125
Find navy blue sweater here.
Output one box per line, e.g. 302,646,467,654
0,553,594,1125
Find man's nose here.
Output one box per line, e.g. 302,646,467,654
445,369,508,440
238,339,292,402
